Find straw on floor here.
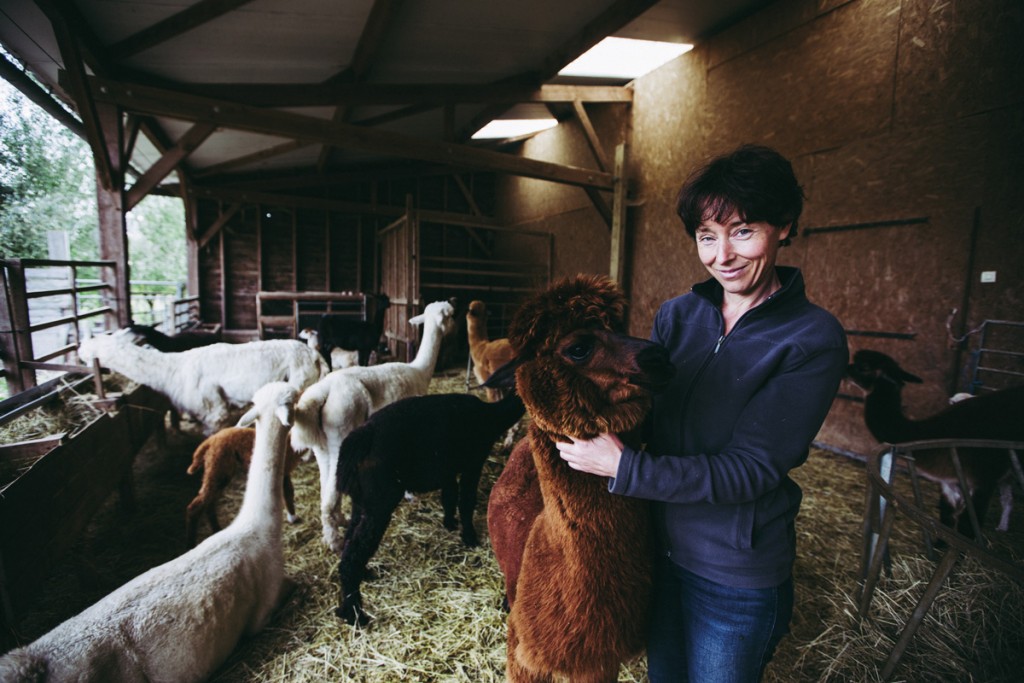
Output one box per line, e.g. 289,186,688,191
3,368,1022,681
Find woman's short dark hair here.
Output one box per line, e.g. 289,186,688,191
675,144,804,246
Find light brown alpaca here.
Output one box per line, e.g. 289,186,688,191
186,426,303,547
467,299,516,401
487,274,675,683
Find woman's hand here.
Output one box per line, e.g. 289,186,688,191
555,433,625,478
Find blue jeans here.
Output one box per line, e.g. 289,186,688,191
646,557,793,683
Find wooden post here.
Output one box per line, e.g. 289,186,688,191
609,142,628,287
0,261,36,392
94,100,129,329
406,194,419,362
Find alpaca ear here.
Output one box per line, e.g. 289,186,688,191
275,403,294,427
898,369,924,384
484,357,522,389
238,405,258,427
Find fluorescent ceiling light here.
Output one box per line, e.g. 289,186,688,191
472,118,558,140
558,37,693,80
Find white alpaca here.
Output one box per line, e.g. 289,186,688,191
78,329,328,434
290,300,456,552
0,382,298,683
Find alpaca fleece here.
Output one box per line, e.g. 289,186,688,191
489,274,674,682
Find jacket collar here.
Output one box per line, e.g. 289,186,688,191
691,266,804,310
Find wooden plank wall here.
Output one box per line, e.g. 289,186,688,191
194,174,508,360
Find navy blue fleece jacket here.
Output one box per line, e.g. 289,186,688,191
610,267,847,588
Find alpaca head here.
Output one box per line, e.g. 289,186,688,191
846,349,923,393
239,381,299,428
409,300,456,338
77,327,137,363
500,274,675,438
467,300,486,322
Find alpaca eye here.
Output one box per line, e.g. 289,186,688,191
565,342,593,363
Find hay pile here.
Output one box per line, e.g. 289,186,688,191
0,374,136,488
4,368,1023,681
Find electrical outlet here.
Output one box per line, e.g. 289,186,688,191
980,271,997,283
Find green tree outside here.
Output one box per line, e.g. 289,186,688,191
0,61,185,280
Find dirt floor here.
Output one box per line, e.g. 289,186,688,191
3,368,1023,681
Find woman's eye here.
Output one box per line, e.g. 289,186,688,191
565,343,592,362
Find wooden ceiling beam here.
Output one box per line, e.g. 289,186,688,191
46,11,117,190
109,0,260,60
35,0,114,78
193,139,315,179
197,202,241,249
573,100,611,172
125,121,218,211
178,82,631,107
90,78,614,190
188,163,455,192
317,0,405,170
190,187,503,229
0,53,85,139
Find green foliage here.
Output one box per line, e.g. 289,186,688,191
0,73,185,283
128,195,186,282
0,78,97,260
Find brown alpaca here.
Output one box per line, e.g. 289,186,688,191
486,435,540,608
487,274,675,682
186,426,303,547
467,299,517,401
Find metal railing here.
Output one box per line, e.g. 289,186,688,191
0,258,191,395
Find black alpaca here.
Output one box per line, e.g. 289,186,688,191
126,323,221,352
334,388,525,625
847,349,1024,537
318,293,391,366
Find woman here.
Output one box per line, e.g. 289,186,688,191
556,144,848,683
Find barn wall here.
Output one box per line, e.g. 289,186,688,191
195,200,376,339
193,172,505,358
496,0,1024,456
494,102,630,284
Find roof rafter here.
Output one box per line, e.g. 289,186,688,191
457,0,657,140
125,121,217,210
89,77,614,190
318,0,406,171
109,0,260,61
178,81,631,107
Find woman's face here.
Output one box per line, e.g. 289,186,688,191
695,210,790,301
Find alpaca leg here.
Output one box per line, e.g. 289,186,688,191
336,493,402,626
283,473,300,524
184,498,204,548
505,623,553,683
457,467,484,546
938,484,962,532
997,481,1013,531
204,391,232,435
441,477,460,532
573,665,621,683
205,500,222,533
341,506,364,554
961,485,995,538
316,450,344,552
185,477,225,546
